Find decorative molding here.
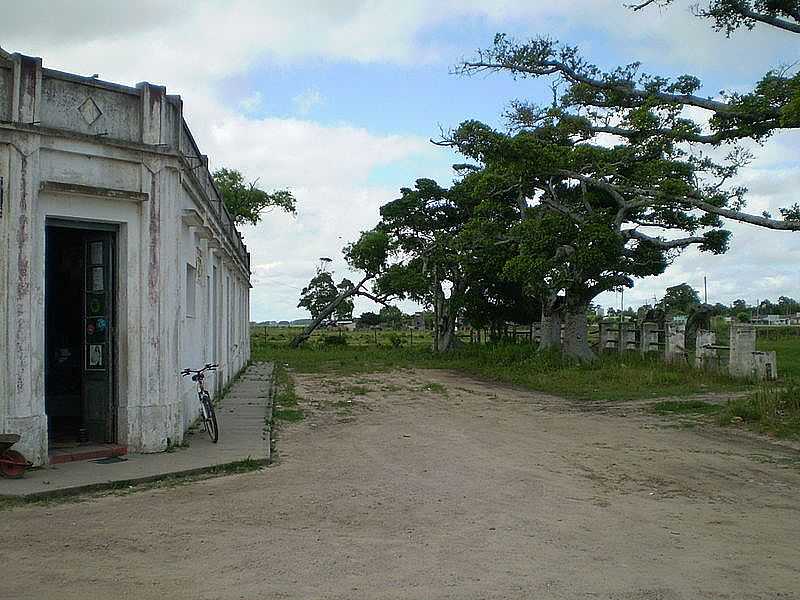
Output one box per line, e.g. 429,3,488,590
77,97,103,125
181,208,204,227
195,223,214,240
40,180,148,203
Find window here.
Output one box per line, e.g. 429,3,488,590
186,263,197,318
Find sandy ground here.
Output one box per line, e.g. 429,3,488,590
2,368,800,600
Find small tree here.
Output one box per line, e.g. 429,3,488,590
358,311,381,327
334,279,355,321
379,305,405,329
661,283,702,315
297,270,339,322
291,229,393,347
213,168,296,226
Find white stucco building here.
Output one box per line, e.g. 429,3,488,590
0,49,251,466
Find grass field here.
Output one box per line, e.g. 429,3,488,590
252,326,747,402
757,327,800,380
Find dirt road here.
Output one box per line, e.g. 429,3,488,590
3,369,799,599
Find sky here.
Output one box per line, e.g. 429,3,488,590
2,0,799,320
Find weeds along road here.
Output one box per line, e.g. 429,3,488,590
3,369,800,600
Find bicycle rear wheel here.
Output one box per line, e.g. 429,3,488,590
203,398,219,443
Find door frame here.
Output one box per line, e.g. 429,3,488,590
45,218,119,445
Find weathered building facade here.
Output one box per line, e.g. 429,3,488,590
0,49,251,466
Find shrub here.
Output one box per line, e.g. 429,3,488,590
321,334,348,346
719,379,800,438
387,332,405,348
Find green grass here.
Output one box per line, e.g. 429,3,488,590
344,385,371,396
422,382,448,395
251,325,436,349
270,363,305,422
718,379,800,439
653,400,723,415
253,329,747,402
273,408,305,422
758,335,800,379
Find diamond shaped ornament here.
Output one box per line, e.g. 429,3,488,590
78,97,102,125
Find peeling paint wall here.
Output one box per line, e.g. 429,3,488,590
0,52,252,465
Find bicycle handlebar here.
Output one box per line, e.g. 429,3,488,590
181,363,219,376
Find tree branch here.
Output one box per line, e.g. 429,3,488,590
558,169,800,232
355,289,393,307
461,58,744,115
583,123,785,144
736,6,800,33
682,195,800,231
624,229,705,248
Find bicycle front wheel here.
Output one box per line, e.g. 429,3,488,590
203,398,219,443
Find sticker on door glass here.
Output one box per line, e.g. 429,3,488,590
91,266,104,292
88,344,103,368
89,241,104,265
86,318,108,342
87,294,105,316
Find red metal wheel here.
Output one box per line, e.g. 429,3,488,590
0,450,29,478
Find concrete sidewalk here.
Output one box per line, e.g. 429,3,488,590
0,362,274,499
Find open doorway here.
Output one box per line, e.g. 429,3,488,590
45,222,116,454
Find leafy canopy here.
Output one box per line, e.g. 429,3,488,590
213,168,296,226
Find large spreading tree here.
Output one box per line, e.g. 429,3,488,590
455,2,800,231
434,1,800,358
443,116,729,359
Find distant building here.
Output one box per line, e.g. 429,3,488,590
752,314,794,326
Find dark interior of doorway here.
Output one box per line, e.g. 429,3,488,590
45,225,115,449
45,227,84,446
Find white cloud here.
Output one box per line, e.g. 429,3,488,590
241,184,403,319
3,0,793,90
204,115,433,188
293,88,324,115
239,91,263,113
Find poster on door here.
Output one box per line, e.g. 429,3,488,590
86,343,105,370
90,266,104,292
89,241,104,265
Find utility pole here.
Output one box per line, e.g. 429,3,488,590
704,276,708,304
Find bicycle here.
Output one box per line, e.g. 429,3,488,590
181,363,219,443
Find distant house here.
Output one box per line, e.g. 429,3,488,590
753,314,793,326
335,320,356,331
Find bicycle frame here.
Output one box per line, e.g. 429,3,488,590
181,363,220,442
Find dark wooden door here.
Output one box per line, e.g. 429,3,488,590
82,232,115,442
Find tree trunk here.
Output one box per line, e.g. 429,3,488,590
539,312,562,350
437,306,462,352
431,266,442,352
562,307,597,362
539,296,563,351
291,277,368,347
